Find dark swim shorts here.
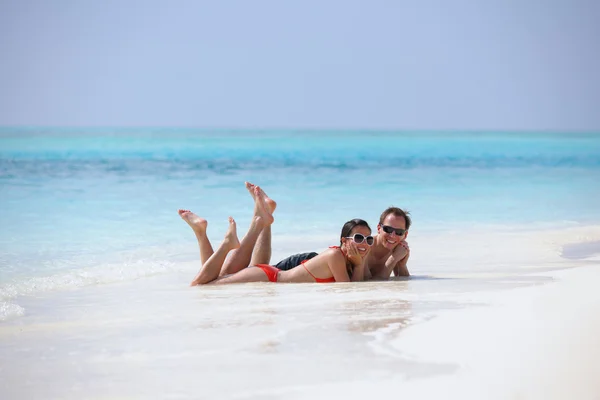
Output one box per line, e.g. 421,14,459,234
273,252,319,271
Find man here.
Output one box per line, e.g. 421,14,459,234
363,207,411,280
243,182,411,280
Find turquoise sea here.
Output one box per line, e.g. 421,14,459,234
1,128,600,317
2,128,600,399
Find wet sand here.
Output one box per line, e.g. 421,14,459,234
1,228,599,399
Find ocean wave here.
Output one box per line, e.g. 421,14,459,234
1,155,599,180
0,259,183,321
0,301,25,321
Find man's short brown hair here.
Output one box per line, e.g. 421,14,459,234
379,207,412,230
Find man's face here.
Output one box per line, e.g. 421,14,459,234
377,214,407,250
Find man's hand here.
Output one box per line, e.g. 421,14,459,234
393,240,410,277
397,240,409,259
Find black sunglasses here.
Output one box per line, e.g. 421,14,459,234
380,224,406,236
345,234,374,246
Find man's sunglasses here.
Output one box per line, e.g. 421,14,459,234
380,224,406,236
345,234,374,246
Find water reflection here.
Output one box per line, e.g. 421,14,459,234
343,299,412,334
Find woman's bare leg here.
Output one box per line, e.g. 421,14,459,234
209,266,271,284
220,187,274,275
252,225,272,265
188,216,240,285
178,209,213,264
245,182,277,266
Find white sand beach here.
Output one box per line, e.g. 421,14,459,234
2,2,599,397
1,226,599,399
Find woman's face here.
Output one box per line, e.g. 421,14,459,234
344,225,373,256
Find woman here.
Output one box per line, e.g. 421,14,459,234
179,186,373,285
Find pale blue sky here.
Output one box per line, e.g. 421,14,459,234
1,0,599,130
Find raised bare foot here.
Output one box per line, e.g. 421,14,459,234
253,186,274,225
223,217,240,249
245,181,277,214
178,209,207,234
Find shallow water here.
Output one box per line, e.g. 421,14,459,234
2,129,599,289
1,128,600,398
0,269,558,399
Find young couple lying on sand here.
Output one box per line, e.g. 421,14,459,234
179,182,411,285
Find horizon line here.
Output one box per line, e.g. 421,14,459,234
1,125,599,135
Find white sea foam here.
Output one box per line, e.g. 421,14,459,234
0,259,185,321
0,301,24,321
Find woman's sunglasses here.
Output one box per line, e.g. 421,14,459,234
345,234,374,246
380,224,406,236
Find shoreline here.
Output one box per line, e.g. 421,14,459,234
562,240,600,260
386,263,600,400
3,223,600,323
1,246,599,398
2,264,598,399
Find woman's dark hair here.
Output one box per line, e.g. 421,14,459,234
339,218,371,276
340,218,371,245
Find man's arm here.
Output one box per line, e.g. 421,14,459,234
393,252,410,277
373,242,409,279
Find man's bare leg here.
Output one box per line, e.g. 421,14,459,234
220,187,274,275
245,182,277,266
180,213,240,285
178,209,213,264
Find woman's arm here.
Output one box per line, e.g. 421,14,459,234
347,242,367,281
363,259,373,280
351,261,366,281
327,250,351,282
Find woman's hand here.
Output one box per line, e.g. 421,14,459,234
345,241,366,266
